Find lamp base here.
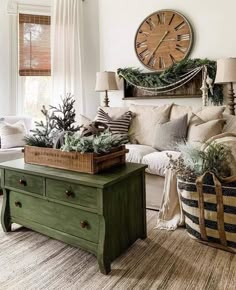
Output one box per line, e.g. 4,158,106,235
228,83,236,116
104,90,109,107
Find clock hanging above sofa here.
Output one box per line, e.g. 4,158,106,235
134,10,193,71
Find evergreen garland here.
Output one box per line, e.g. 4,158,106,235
61,131,127,154
117,58,223,105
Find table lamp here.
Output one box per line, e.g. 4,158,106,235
215,58,236,115
95,72,118,107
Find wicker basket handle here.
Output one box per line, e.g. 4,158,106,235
196,172,227,246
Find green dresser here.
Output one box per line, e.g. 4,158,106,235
0,159,147,274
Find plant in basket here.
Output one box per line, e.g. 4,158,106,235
168,141,236,253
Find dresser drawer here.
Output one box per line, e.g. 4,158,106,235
5,170,44,195
10,191,99,243
46,179,98,209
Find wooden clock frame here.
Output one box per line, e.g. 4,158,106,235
134,9,194,72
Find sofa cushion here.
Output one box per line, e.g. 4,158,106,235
187,118,225,145
3,116,33,133
125,144,157,163
223,113,236,133
95,106,129,120
128,104,172,146
0,120,27,149
143,151,181,176
152,114,188,151
192,106,225,122
0,147,24,163
95,108,133,137
170,104,192,122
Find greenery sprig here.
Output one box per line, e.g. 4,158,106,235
24,95,80,148
167,142,236,181
117,58,223,105
24,105,55,148
61,130,127,154
49,94,80,132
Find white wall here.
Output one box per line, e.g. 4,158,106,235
0,0,12,115
99,0,236,109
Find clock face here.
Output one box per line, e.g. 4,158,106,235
134,10,193,71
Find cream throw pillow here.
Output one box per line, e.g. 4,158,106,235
152,114,188,151
0,120,27,149
193,106,225,122
222,113,236,134
187,118,225,145
129,104,172,146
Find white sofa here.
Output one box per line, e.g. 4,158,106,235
100,104,236,210
0,116,33,163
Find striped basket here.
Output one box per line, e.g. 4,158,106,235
178,172,236,253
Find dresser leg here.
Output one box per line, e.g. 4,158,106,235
1,190,12,232
98,257,111,275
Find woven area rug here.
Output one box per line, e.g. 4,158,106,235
0,196,235,290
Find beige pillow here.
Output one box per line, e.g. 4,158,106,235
193,106,225,122
222,113,236,134
129,104,172,146
153,114,188,151
78,114,92,127
187,118,225,145
0,120,27,149
170,104,192,122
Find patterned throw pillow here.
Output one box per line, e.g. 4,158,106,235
96,108,133,142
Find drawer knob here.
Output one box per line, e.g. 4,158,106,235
19,179,27,186
65,190,74,198
15,201,22,208
80,221,88,229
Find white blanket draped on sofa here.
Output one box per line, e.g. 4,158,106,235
156,133,236,230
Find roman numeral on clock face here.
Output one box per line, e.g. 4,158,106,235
168,13,175,25
139,48,150,60
136,40,147,49
146,18,156,31
159,57,165,69
170,54,176,64
175,21,186,31
175,44,187,54
157,12,165,25
138,30,150,37
148,55,157,67
177,34,190,41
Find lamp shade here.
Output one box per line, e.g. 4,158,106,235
215,58,236,84
95,72,118,92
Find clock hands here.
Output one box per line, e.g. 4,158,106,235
148,30,169,63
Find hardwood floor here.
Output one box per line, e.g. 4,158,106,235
0,196,235,289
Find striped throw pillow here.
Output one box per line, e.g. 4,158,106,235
96,108,133,141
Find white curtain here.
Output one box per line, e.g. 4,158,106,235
51,0,84,113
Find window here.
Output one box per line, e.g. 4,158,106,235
18,14,51,119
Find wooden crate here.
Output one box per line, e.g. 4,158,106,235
24,145,128,174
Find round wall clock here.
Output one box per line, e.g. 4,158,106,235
134,10,193,71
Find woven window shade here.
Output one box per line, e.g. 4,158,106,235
19,14,51,76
